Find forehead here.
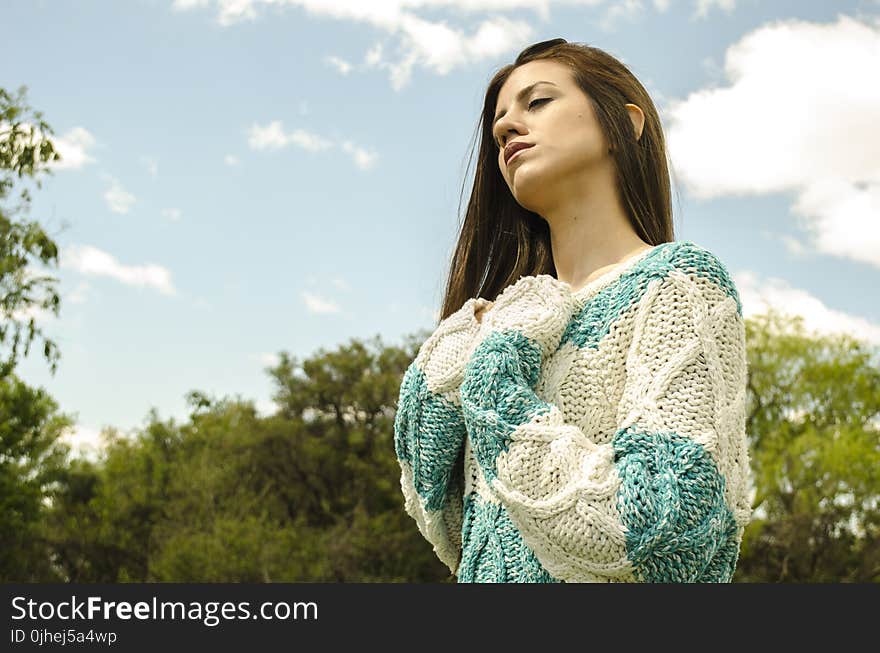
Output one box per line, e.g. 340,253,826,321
495,59,571,106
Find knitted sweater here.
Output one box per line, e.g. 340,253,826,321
394,240,753,583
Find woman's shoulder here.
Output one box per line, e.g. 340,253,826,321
645,240,742,316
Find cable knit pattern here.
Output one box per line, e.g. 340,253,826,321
394,240,753,582
394,296,483,574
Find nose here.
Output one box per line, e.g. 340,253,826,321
498,125,523,150
494,112,525,148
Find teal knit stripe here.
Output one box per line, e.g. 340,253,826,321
398,238,743,580
459,329,551,484
672,241,742,316
459,322,741,582
393,361,467,512
561,240,742,350
458,491,561,583
612,424,741,582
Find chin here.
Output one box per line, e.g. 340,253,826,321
509,185,545,214
509,165,546,203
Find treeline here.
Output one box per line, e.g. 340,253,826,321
10,338,445,582
2,86,879,582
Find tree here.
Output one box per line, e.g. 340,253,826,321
0,374,74,580
736,308,880,582
42,332,456,582
34,311,879,582
1,85,63,379
0,86,74,582
263,334,452,581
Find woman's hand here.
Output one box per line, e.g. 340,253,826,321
474,298,494,323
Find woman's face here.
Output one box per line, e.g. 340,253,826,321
491,59,611,211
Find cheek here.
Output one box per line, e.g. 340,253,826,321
555,116,606,159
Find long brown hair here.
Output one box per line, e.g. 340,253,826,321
438,38,676,321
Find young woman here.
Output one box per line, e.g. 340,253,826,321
394,39,753,582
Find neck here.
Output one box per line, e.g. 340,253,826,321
541,173,650,293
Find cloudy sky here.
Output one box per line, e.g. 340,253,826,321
3,0,879,458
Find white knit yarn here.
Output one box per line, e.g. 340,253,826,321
398,242,753,581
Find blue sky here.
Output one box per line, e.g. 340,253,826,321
3,0,879,458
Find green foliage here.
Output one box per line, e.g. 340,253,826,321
0,373,74,581
8,308,877,582
0,86,72,582
39,334,454,582
736,308,880,582
0,85,63,379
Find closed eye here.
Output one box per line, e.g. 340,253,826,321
495,98,551,149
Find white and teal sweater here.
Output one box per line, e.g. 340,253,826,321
394,240,753,582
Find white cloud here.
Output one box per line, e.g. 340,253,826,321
61,244,177,296
100,175,137,214
736,269,880,346
779,234,808,257
169,1,542,89
224,154,240,166
49,126,98,170
251,352,280,367
331,277,350,291
58,423,108,462
246,121,288,150
340,140,378,170
599,0,644,31
301,290,340,314
246,121,375,168
162,207,183,221
665,15,880,269
171,1,745,87
791,178,880,268
365,42,383,67
172,0,210,9
246,121,333,152
172,0,255,23
694,0,735,19
0,122,98,171
288,128,335,152
254,398,279,417
326,54,353,75
379,14,534,89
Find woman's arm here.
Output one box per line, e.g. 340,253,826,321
460,270,752,582
393,296,487,575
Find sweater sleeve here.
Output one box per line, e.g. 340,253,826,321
394,297,486,575
459,270,752,582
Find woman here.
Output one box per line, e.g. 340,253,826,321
393,39,753,582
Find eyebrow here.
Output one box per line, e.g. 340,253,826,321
493,80,558,128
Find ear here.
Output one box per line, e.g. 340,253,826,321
625,103,645,141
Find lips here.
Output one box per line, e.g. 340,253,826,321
504,141,534,165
